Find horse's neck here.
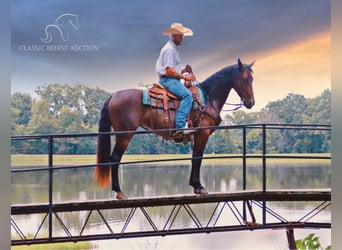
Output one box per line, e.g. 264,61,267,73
210,86,232,111
201,67,234,113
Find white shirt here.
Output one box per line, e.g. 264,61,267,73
155,40,183,77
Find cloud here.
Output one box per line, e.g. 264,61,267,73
252,31,331,111
11,0,330,101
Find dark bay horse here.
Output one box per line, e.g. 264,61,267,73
95,58,255,199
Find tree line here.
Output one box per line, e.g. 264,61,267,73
11,83,331,155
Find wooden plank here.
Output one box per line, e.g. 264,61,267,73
11,189,331,215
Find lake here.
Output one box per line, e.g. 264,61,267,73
11,159,331,249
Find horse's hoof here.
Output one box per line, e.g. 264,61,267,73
194,188,208,195
116,192,127,200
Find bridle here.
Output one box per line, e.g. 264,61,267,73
221,101,243,112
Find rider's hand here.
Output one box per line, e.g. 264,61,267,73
185,74,196,81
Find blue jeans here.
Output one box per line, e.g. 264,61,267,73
159,77,192,129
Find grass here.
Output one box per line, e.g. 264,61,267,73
11,241,94,250
11,153,331,167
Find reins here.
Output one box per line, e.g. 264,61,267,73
221,101,243,112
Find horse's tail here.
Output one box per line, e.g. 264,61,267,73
95,95,113,187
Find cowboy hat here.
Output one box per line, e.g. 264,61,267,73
162,22,193,36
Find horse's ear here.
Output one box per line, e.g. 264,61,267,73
249,60,256,68
238,58,243,70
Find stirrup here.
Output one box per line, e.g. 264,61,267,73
172,131,191,145
173,136,190,145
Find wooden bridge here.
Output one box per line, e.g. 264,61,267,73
11,124,331,248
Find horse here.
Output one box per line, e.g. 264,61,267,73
95,58,255,199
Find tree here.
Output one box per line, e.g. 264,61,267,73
12,83,111,154
11,92,32,133
34,83,110,128
11,85,331,155
29,98,59,134
296,233,331,250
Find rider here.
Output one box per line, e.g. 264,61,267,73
155,22,196,135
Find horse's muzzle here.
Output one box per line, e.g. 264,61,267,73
243,98,255,109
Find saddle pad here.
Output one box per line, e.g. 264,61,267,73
142,85,205,110
192,85,206,110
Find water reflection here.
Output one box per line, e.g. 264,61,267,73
11,162,331,204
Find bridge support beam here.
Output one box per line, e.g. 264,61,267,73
286,228,297,250
11,190,331,246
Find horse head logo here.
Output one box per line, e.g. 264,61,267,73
40,13,79,43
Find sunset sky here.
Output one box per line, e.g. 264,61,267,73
11,0,331,112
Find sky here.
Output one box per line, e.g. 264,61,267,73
11,0,331,112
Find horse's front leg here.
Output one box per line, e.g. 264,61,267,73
190,132,210,195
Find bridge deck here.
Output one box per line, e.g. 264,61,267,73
12,189,331,215
11,189,331,246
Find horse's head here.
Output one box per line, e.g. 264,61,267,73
233,58,255,109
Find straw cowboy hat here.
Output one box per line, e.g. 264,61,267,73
162,22,193,36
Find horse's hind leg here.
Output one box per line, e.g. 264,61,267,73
110,133,134,199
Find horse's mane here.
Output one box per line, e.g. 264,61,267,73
198,65,238,101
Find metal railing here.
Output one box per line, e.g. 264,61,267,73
11,123,331,243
